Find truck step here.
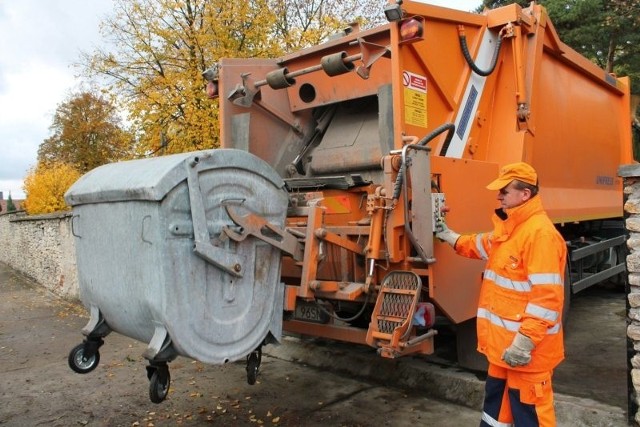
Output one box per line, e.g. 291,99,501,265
367,271,421,353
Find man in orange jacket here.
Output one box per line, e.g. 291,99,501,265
436,162,567,427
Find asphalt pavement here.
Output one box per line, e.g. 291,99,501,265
0,262,476,427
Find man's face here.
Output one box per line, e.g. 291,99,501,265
496,181,530,209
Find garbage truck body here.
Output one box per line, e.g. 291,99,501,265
207,0,632,367
66,0,632,401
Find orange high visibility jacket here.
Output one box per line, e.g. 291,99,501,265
454,196,567,372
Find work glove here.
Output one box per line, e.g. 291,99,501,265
502,332,535,367
435,220,460,247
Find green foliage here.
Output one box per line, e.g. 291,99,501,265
478,0,640,94
543,0,640,93
6,194,16,212
477,0,530,11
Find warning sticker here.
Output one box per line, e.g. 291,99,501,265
402,71,427,128
322,195,351,214
402,71,427,93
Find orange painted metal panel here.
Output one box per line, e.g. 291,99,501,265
429,156,498,322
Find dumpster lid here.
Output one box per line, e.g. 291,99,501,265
65,149,285,206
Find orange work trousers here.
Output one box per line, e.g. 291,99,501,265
480,363,555,427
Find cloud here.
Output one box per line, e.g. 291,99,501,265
0,60,75,127
0,0,112,198
0,1,111,70
0,180,27,200
415,0,480,11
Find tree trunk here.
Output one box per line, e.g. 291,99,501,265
606,35,616,74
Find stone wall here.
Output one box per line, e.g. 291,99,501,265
619,164,640,425
0,211,78,299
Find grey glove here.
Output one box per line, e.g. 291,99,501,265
502,332,535,367
435,220,460,247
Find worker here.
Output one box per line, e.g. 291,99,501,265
435,162,566,427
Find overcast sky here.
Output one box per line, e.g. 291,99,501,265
0,0,479,201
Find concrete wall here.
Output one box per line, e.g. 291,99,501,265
0,211,78,299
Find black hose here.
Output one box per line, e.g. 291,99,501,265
391,123,455,201
315,292,371,323
459,31,502,77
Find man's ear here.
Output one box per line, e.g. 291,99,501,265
522,188,532,201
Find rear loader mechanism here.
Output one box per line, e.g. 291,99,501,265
202,30,455,360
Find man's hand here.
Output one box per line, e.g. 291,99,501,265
435,220,460,247
502,332,535,367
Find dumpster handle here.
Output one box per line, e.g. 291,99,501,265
185,155,246,278
141,215,152,245
71,214,81,238
222,201,304,261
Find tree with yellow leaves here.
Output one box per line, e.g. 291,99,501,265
269,0,385,51
24,90,131,215
38,90,134,174
22,163,81,215
82,0,280,156
80,0,385,157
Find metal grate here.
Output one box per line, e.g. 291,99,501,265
376,272,420,334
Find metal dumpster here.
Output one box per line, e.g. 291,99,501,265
65,149,289,402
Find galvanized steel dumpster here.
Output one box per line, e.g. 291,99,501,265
65,149,289,398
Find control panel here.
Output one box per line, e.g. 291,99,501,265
431,193,446,231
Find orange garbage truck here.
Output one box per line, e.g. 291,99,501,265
203,0,632,368
67,1,632,402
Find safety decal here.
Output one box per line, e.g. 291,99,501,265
402,70,428,128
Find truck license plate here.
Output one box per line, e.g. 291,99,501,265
294,301,329,324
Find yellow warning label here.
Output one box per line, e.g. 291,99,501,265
404,87,427,128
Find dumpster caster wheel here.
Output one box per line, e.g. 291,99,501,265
147,363,171,404
246,347,262,385
68,342,101,374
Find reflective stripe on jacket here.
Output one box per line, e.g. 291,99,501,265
455,196,567,372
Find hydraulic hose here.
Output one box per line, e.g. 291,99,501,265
391,123,455,201
315,291,371,323
458,25,502,77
